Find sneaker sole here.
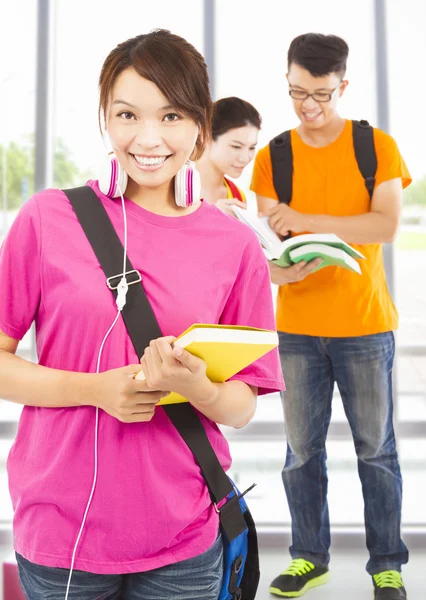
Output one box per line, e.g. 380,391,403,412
269,571,331,597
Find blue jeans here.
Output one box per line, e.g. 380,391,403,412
278,331,409,575
16,535,223,599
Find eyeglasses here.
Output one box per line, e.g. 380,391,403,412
288,84,341,103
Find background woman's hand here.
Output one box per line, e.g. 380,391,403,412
215,198,246,217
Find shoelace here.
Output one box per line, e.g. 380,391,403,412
373,571,404,589
283,559,315,577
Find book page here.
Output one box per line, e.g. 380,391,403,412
231,206,282,257
280,233,365,259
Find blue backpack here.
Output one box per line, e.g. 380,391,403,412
218,483,259,600
65,186,261,600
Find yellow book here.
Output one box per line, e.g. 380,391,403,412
135,324,278,405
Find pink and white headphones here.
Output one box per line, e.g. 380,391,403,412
98,154,201,208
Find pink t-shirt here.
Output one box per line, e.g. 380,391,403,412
0,181,284,574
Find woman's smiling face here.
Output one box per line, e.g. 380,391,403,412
106,68,199,190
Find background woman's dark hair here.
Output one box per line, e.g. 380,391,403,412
99,29,212,159
288,33,349,78
211,97,262,141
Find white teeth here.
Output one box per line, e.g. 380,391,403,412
133,155,167,166
305,112,320,118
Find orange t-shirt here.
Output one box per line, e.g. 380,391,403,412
250,119,412,337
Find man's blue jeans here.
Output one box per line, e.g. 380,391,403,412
278,331,409,574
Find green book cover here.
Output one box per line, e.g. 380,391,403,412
283,243,363,274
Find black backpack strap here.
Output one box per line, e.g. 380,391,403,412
63,186,246,542
269,130,293,205
271,123,377,203
239,506,260,598
352,120,377,200
63,187,162,351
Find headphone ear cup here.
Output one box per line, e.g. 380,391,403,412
115,160,128,197
99,155,128,198
191,165,201,204
175,161,201,207
174,163,186,207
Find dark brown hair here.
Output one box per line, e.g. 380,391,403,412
98,29,212,159
212,97,262,141
288,33,349,78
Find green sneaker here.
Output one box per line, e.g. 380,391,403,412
269,558,330,597
373,571,407,599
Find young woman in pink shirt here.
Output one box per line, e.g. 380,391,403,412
0,29,283,599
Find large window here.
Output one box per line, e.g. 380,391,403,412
0,1,37,237
388,0,426,528
388,0,426,348
0,0,37,530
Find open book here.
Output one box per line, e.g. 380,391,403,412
134,324,278,405
231,206,365,274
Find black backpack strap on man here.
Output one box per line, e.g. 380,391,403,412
63,185,260,600
352,119,378,200
269,119,377,204
269,130,293,206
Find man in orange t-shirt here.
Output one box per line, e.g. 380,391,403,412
251,33,410,600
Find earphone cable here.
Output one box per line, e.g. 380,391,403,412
64,183,128,599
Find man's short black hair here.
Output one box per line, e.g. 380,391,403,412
288,33,349,77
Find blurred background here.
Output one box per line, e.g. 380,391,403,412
1,1,425,598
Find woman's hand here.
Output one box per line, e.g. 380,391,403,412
216,198,246,217
94,364,170,423
139,336,217,405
